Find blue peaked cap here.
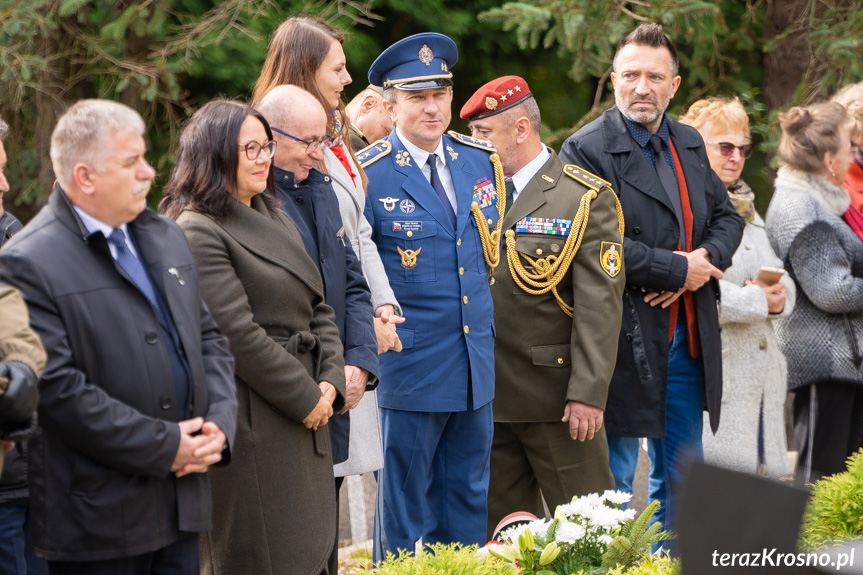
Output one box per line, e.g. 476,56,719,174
368,32,458,91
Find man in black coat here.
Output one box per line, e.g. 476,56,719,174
257,84,379,575
559,23,743,547
0,99,237,575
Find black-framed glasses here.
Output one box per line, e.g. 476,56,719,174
851,145,863,167
705,141,753,159
239,140,277,161
271,127,330,154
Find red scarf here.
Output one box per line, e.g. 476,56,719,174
667,140,700,359
329,144,357,187
843,160,863,241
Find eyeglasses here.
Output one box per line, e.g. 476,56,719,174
271,128,331,154
705,141,753,159
239,140,277,161
851,145,863,167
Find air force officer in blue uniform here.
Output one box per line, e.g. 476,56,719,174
360,33,505,556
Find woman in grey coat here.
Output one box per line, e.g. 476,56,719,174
680,97,794,478
765,102,863,484
161,100,346,575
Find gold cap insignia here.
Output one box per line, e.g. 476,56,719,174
600,242,623,277
419,44,433,65
398,246,422,269
485,97,498,111
441,62,448,72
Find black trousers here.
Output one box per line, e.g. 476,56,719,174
47,532,199,575
793,380,863,485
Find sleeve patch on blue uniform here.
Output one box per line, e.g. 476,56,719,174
515,217,572,236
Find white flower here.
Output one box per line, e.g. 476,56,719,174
583,505,624,529
622,507,637,521
598,534,615,545
555,521,587,544
526,519,550,541
603,490,633,505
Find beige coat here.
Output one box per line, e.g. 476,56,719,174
178,195,345,575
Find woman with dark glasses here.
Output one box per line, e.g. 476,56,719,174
679,97,795,480
160,99,347,574
832,81,863,241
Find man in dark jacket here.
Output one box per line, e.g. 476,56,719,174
0,99,237,575
559,23,743,547
257,84,378,575
0,115,48,575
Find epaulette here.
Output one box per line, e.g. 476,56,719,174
357,140,392,168
563,164,612,192
447,131,495,153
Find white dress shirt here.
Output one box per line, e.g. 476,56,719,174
74,207,138,260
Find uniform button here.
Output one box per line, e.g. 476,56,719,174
145,332,158,344
464,325,469,334
459,267,464,275
463,296,468,304
633,226,641,235
159,396,173,410
457,238,462,246
487,218,493,225
557,357,564,365
407,231,413,238
536,248,543,255
295,197,304,205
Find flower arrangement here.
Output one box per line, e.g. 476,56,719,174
478,490,675,575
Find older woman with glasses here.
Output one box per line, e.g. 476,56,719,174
160,99,346,575
679,97,795,479
832,81,863,241
765,101,863,485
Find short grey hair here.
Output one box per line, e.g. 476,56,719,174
50,99,145,190
256,84,323,131
502,95,542,136
0,116,8,141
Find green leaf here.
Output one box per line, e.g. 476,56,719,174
58,0,90,17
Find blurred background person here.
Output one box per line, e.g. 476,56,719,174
345,84,394,150
160,99,346,575
832,81,863,240
0,116,47,575
679,97,794,479
0,118,22,244
765,102,863,484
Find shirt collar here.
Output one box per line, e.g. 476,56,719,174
620,111,671,149
511,145,552,194
396,126,446,169
73,206,127,240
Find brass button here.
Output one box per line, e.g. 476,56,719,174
487,218,493,225
557,358,564,365
464,325,469,334
536,248,543,255
459,267,464,275
490,278,496,286
457,238,461,246
463,296,468,304
407,231,413,238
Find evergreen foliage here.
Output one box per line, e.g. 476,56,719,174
799,448,863,550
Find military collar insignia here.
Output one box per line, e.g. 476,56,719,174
541,174,555,184
357,140,392,168
600,242,623,277
563,164,611,191
379,197,400,212
395,150,412,167
419,44,433,65
398,246,422,269
446,144,458,161
447,130,495,153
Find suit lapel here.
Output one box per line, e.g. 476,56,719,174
213,196,325,297
389,132,455,238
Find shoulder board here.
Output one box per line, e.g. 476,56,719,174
447,131,495,153
357,140,392,168
563,164,612,192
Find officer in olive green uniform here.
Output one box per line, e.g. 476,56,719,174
461,76,625,537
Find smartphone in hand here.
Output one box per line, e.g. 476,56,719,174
753,266,786,286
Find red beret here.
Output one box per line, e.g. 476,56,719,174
460,75,532,121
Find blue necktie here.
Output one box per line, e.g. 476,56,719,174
427,154,456,228
108,228,164,316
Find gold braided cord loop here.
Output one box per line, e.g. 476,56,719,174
471,152,507,275
505,188,598,317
